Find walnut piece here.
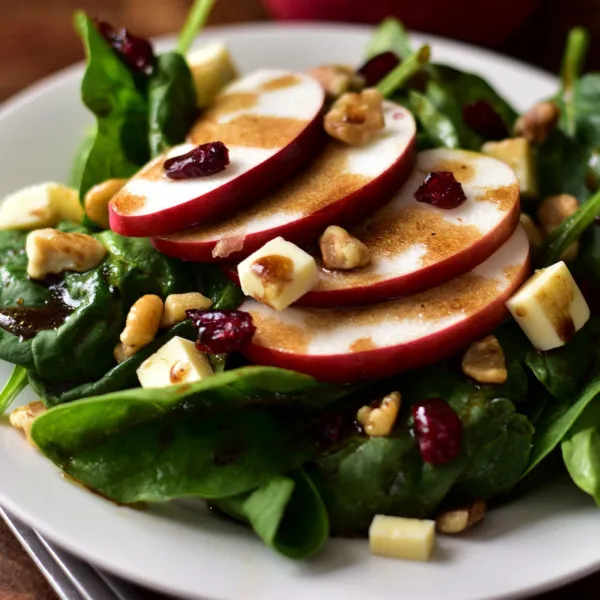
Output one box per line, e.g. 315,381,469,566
462,335,507,384
319,225,371,270
436,500,486,534
514,101,561,145
115,295,164,362
519,213,544,249
538,193,580,260
10,401,47,447
357,391,401,437
308,64,365,99
26,228,107,280
324,88,385,146
161,292,213,328
85,178,128,229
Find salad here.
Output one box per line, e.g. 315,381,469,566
1,0,600,563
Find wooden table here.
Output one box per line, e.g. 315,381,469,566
1,0,600,598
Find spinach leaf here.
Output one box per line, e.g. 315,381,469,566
365,18,413,60
214,470,329,559
538,189,600,266
69,126,96,190
31,367,350,503
0,366,28,414
409,90,460,149
28,321,197,406
74,12,150,199
309,364,532,535
562,399,600,505
525,364,600,476
525,323,596,400
148,52,197,157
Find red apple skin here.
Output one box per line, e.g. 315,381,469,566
297,198,520,307
109,113,326,238
241,252,530,383
152,136,416,261
262,0,539,47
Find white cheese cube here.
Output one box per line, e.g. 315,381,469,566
482,138,538,197
136,336,213,388
0,183,83,230
506,261,590,351
187,43,238,108
238,237,319,310
369,515,436,561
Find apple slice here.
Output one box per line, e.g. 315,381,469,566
152,101,416,261
109,69,325,237
299,148,521,306
240,226,530,383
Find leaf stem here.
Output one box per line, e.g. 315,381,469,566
561,27,590,136
538,189,600,267
177,0,217,55
0,366,28,414
377,45,430,98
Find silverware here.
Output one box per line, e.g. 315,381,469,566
0,504,146,600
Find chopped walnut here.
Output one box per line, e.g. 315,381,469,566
514,101,561,145
212,234,245,258
357,391,401,437
115,295,164,362
538,193,580,260
519,213,544,249
324,88,385,145
436,500,487,534
308,64,365,99
10,401,47,447
26,228,107,280
462,335,507,384
319,225,371,270
161,292,213,328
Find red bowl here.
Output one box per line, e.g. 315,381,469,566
262,0,539,46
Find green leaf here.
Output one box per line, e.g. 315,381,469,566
525,364,600,476
177,0,216,55
409,90,460,149
148,52,197,156
377,45,430,98
69,126,97,190
0,366,28,414
562,399,600,504
74,12,150,199
31,367,351,503
538,189,600,266
365,18,413,60
214,470,329,559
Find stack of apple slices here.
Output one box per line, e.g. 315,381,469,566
109,68,530,382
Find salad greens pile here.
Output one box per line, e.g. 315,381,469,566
2,9,600,560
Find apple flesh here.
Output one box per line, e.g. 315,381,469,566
109,69,325,237
240,226,530,382
152,102,416,261
298,148,521,306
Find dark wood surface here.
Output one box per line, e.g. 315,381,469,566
2,0,600,598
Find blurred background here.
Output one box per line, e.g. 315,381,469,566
1,0,599,101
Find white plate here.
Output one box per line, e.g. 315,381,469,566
0,23,597,600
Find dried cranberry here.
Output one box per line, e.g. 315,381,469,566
414,171,467,209
357,52,401,87
186,309,256,354
462,99,508,140
95,20,155,75
412,398,463,465
164,142,230,180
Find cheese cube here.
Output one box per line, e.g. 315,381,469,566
369,515,436,561
0,183,83,230
187,43,238,108
136,336,213,388
238,237,319,310
506,261,590,351
482,137,538,197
